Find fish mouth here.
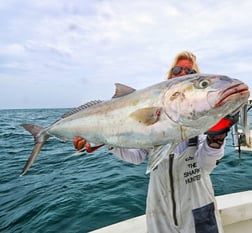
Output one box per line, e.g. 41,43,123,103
215,83,250,107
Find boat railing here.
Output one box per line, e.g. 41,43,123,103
231,99,252,152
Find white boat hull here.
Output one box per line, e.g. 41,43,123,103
90,191,252,233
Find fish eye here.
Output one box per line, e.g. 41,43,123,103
196,79,210,89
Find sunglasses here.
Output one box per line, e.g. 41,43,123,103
171,66,197,75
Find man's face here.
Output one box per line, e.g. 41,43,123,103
171,59,194,78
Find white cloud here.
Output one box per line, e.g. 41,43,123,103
0,43,26,56
0,0,252,109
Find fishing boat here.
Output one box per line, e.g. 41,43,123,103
90,190,252,233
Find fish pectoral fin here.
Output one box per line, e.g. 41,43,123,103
146,143,178,173
130,107,162,125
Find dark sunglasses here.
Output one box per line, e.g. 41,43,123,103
171,66,197,75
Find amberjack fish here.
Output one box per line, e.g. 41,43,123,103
20,74,249,175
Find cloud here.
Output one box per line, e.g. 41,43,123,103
0,43,26,56
0,0,252,109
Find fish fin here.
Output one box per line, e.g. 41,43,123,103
61,100,103,118
20,124,50,176
21,124,44,143
130,107,162,125
20,142,46,176
112,83,136,98
146,143,178,173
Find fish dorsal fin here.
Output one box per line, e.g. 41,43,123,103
130,107,162,125
112,83,136,98
61,100,103,118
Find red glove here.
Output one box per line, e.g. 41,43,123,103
206,113,239,136
73,136,86,150
206,112,239,149
73,136,104,153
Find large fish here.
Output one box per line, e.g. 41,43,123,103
20,74,249,175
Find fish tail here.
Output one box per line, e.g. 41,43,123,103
21,124,45,143
20,124,49,176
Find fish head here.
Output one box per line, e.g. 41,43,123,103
163,74,250,137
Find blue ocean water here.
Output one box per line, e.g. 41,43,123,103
0,108,252,233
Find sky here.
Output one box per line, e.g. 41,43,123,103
0,0,252,109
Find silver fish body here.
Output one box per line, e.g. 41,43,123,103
21,74,250,175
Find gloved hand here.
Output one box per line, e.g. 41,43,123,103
73,136,86,151
206,112,239,136
205,112,239,149
73,136,104,152
206,132,227,149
